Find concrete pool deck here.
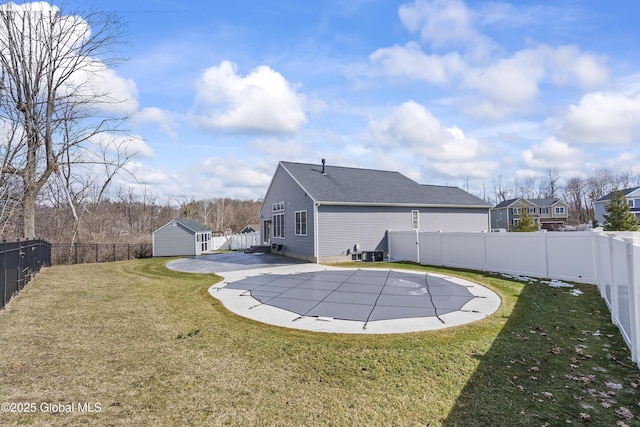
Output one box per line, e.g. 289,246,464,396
167,253,501,334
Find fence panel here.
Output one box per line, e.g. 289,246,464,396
594,233,613,304
51,243,152,265
485,232,547,278
417,232,440,265
546,232,597,284
440,232,486,270
611,238,632,347
387,229,640,367
388,230,419,263
1,239,51,309
630,243,640,366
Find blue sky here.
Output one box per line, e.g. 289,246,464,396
47,0,640,202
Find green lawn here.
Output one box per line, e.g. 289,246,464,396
0,259,638,426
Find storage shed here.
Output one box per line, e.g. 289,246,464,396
152,219,212,257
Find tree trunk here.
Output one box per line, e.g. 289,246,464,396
22,187,36,238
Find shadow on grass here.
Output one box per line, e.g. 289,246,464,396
443,274,640,426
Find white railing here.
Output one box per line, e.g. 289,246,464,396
211,232,260,251
387,229,640,368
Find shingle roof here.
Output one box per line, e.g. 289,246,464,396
528,198,560,206
175,219,210,232
494,197,563,208
494,198,521,208
280,161,490,207
596,186,640,202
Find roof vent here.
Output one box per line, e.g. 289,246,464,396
321,158,326,175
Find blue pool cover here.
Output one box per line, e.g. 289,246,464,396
224,269,477,322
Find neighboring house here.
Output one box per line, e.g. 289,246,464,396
259,160,492,263
491,197,569,231
594,186,640,226
152,219,212,257
240,224,259,234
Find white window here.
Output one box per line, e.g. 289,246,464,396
411,210,419,230
512,207,521,215
555,206,566,215
628,199,634,208
528,207,535,214
272,201,285,212
295,211,307,236
273,213,285,238
540,207,549,214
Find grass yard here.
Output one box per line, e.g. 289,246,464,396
0,258,638,426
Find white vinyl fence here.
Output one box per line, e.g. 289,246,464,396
387,230,640,368
211,232,260,251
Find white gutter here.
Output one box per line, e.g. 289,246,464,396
315,201,492,209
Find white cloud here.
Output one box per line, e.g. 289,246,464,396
522,137,583,170
192,60,307,133
136,107,179,139
555,92,640,145
369,100,483,162
432,159,498,179
369,42,463,84
198,157,272,191
398,0,494,58
90,133,154,158
460,45,609,120
546,45,609,90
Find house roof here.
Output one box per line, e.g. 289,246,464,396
528,198,561,206
596,186,640,202
279,161,491,207
494,197,564,208
494,198,521,208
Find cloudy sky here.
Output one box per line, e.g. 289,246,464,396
55,0,640,202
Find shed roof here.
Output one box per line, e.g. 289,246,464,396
279,161,490,207
154,219,210,235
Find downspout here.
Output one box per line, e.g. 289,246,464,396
314,202,320,263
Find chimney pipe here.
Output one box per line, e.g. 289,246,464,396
321,159,326,175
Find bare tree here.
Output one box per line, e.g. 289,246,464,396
563,176,588,224
539,168,560,198
492,175,511,203
0,2,133,238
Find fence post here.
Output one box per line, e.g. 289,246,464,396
609,237,620,326
624,239,639,367
1,240,6,308
543,231,550,279
95,244,99,263
17,239,22,292
74,243,78,265
415,229,420,263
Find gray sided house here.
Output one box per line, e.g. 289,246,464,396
260,161,492,263
595,186,640,226
153,219,212,257
491,197,569,231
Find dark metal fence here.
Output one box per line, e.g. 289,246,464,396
50,243,152,265
1,239,52,309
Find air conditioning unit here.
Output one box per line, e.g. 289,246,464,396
363,251,384,262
